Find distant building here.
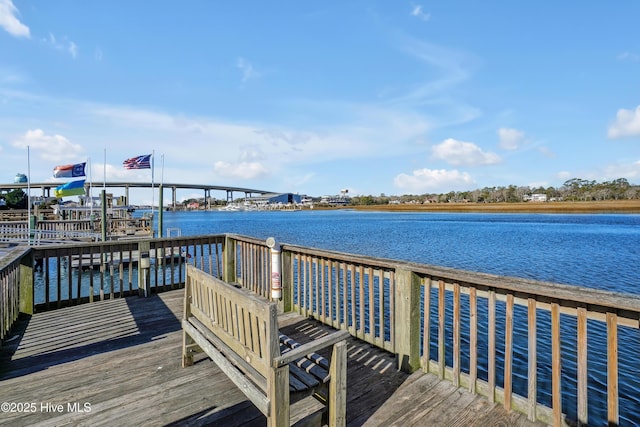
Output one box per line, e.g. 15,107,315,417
524,193,548,202
320,194,350,206
14,173,28,183
246,193,302,205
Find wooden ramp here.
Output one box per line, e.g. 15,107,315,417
0,290,545,426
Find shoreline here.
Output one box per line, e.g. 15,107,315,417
326,200,640,214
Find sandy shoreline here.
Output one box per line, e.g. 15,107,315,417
327,200,640,214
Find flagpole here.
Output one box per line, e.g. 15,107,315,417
88,157,94,224
103,148,107,190
151,150,155,226
27,146,32,245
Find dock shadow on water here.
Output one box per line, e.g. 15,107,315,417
0,293,181,380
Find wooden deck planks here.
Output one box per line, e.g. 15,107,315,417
1,289,546,426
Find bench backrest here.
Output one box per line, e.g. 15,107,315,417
185,264,280,379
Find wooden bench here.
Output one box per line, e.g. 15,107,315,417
181,264,350,426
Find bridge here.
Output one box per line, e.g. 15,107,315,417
0,182,275,207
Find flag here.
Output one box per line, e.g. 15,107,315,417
123,154,152,170
54,179,86,198
53,162,86,178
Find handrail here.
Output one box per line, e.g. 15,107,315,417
0,244,31,348
2,233,638,425
227,234,640,426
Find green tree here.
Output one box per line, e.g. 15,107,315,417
6,189,27,209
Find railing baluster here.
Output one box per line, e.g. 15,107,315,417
438,280,445,379
488,289,496,403
504,293,514,411
422,278,431,372
607,312,619,425
577,306,588,426
551,302,562,426
453,282,460,387
527,298,537,421
469,287,477,393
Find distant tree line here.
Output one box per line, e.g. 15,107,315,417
350,178,640,205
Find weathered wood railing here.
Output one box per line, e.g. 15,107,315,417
224,236,640,426
1,217,152,241
0,244,32,347
2,233,639,425
0,235,225,314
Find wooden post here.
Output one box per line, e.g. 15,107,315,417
329,340,347,427
101,190,107,242
223,235,237,283
279,249,293,313
138,241,151,297
19,249,34,315
394,267,421,373
182,266,194,367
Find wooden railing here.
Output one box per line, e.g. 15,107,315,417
1,217,152,242
2,234,640,425
0,244,32,347
0,235,223,313
225,236,640,426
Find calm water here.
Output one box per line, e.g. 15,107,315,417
147,209,640,425
154,209,640,294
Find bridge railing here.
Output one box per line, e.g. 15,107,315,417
225,235,640,426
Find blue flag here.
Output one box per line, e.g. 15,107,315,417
54,179,86,198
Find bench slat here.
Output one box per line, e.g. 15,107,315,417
274,330,351,368
189,316,268,392
183,264,348,426
182,318,271,416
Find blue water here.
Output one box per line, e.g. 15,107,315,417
153,210,640,294
146,209,640,425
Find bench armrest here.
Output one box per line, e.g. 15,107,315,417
273,330,350,368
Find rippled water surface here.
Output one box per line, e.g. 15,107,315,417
142,209,640,424
154,210,640,294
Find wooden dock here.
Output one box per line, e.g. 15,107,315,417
0,290,544,426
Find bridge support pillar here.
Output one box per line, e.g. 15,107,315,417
172,186,177,211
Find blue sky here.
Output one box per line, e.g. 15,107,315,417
1,1,639,204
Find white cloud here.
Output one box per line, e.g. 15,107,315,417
69,41,78,59
608,106,640,139
394,168,475,193
236,57,260,83
411,4,431,22
431,138,501,166
43,32,78,58
0,0,30,38
498,127,525,150
214,160,269,180
239,145,265,162
11,129,84,163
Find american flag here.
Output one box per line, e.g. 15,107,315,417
123,154,152,170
